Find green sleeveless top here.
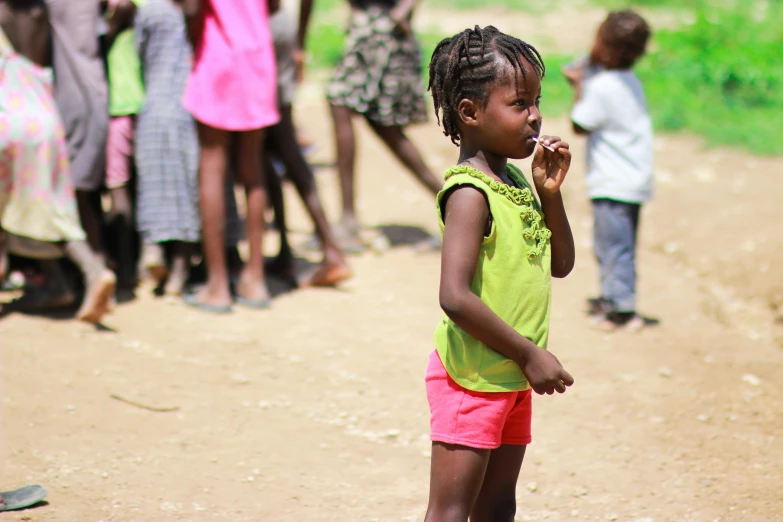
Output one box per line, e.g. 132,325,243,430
434,164,552,393
107,0,147,116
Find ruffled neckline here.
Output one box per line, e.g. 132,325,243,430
444,164,550,259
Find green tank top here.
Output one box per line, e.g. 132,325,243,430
107,0,147,116
434,164,552,393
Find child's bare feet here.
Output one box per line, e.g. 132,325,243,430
164,257,189,297
76,269,116,323
140,243,168,285
235,270,271,308
297,249,351,288
332,218,366,254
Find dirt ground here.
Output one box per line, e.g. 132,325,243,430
2,7,783,520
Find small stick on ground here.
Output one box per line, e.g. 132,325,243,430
110,394,180,413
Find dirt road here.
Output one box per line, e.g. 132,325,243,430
2,9,782,517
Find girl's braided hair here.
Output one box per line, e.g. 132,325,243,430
428,25,545,146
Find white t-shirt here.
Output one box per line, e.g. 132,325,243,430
571,67,654,203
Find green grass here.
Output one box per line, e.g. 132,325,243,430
636,2,783,154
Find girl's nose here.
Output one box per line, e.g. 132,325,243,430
528,106,542,124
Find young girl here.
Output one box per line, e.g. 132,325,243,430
0,0,115,323
134,0,200,296
325,0,442,251
179,0,279,313
424,26,575,521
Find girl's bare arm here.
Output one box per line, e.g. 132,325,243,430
173,0,202,48
439,186,573,395
539,192,575,278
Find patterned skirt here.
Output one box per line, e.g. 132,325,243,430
327,6,428,127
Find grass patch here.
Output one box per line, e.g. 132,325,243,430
636,2,783,154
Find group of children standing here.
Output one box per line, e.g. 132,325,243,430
0,0,356,319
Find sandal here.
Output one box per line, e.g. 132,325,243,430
0,485,47,512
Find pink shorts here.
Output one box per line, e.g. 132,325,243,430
426,350,532,449
105,115,135,189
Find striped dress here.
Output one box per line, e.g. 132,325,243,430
134,0,200,244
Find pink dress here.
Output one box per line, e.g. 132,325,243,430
183,0,280,131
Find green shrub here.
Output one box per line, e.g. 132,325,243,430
637,2,783,154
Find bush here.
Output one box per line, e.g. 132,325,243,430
636,2,783,154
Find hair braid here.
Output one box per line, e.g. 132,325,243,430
428,26,545,146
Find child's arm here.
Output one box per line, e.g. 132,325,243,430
531,136,575,278
565,66,603,136
295,0,314,82
440,187,574,395
174,0,202,48
390,0,418,36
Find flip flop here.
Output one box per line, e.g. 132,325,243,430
234,295,272,309
183,294,233,314
0,484,47,512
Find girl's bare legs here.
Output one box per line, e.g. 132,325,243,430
469,444,526,522
264,155,295,276
234,128,271,304
75,190,105,257
367,121,442,195
193,123,232,308
269,106,350,287
108,185,136,291
425,443,525,522
63,240,116,323
329,104,363,240
140,241,167,284
165,241,193,296
0,229,7,282
368,121,443,250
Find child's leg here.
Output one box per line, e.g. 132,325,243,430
64,240,116,323
425,442,491,522
164,241,194,296
269,106,350,286
366,121,442,195
192,122,232,308
74,189,105,259
329,104,358,229
108,185,135,288
106,115,138,289
0,229,7,281
263,150,294,276
592,198,640,313
470,444,526,522
140,241,167,284
234,128,271,305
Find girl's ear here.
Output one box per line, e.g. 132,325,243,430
457,98,480,128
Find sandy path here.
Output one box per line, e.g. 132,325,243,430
1,96,782,521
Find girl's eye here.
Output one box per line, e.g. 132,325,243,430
535,97,542,105
514,99,526,107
